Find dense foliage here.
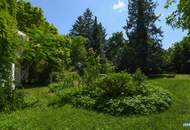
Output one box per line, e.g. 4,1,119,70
168,37,190,73
0,0,17,86
105,32,127,71
70,36,87,75
15,0,60,84
21,28,72,84
165,0,190,74
166,0,190,31
70,9,106,55
16,0,58,34
0,0,28,112
0,87,25,112
123,0,164,74
14,0,190,85
49,71,172,115
3,0,190,116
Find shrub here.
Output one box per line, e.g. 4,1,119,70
0,85,38,112
49,71,81,93
94,73,135,98
132,68,146,86
95,86,172,115
50,86,96,109
49,82,68,93
51,70,80,84
0,86,25,112
81,49,115,86
82,49,101,85
50,72,172,116
70,95,96,109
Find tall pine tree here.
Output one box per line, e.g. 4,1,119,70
124,0,163,74
70,9,106,55
70,8,94,47
91,17,106,55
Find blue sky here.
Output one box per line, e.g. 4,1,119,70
28,0,186,49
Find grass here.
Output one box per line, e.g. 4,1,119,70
0,76,190,130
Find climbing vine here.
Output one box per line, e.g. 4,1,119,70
0,0,17,87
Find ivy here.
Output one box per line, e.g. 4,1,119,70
0,0,17,87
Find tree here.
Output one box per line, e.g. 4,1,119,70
16,0,43,32
91,17,106,55
22,28,72,84
70,8,94,42
70,9,106,55
169,37,190,73
166,0,190,31
16,0,61,84
71,36,87,75
106,32,126,70
165,0,190,74
16,0,58,34
124,0,163,74
83,49,101,85
145,41,164,74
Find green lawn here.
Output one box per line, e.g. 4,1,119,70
0,76,190,130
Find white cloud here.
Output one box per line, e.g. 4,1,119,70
113,0,126,12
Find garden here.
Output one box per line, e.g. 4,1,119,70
0,0,190,129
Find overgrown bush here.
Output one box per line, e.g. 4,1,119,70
50,70,81,85
94,73,135,97
0,85,38,112
0,86,25,112
82,49,115,86
50,72,172,116
95,86,172,115
49,71,81,93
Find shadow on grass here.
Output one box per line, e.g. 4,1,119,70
148,74,176,79
20,83,49,89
